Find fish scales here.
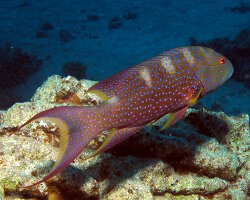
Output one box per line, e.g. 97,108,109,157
91,53,200,128
19,46,234,187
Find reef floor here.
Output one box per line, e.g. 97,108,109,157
0,75,249,199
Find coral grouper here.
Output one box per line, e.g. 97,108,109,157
20,46,234,187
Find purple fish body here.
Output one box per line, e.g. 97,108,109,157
20,46,234,187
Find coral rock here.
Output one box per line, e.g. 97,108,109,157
0,75,249,199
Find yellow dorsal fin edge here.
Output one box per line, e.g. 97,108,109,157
87,89,109,101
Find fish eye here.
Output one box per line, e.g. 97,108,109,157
219,57,226,64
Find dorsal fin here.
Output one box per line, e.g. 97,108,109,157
86,89,110,101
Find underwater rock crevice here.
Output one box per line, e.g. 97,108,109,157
108,122,239,181
184,109,231,142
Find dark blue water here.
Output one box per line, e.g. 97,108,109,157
0,0,249,115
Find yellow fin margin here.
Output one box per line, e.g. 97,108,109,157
160,114,174,130
85,128,117,160
188,88,202,106
87,89,110,101
37,117,69,171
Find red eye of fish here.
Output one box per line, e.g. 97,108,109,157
219,57,226,64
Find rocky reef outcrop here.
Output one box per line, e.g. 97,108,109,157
0,75,249,199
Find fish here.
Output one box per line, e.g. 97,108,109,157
19,46,234,187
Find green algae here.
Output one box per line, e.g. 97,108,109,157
155,193,199,200
0,177,20,199
0,178,19,191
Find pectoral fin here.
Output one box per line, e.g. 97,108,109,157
160,86,203,131
188,87,202,106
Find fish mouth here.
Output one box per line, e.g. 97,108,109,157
229,66,234,78
221,65,234,85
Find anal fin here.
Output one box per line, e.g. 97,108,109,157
160,106,188,130
85,126,143,159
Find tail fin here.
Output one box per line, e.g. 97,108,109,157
20,106,99,187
